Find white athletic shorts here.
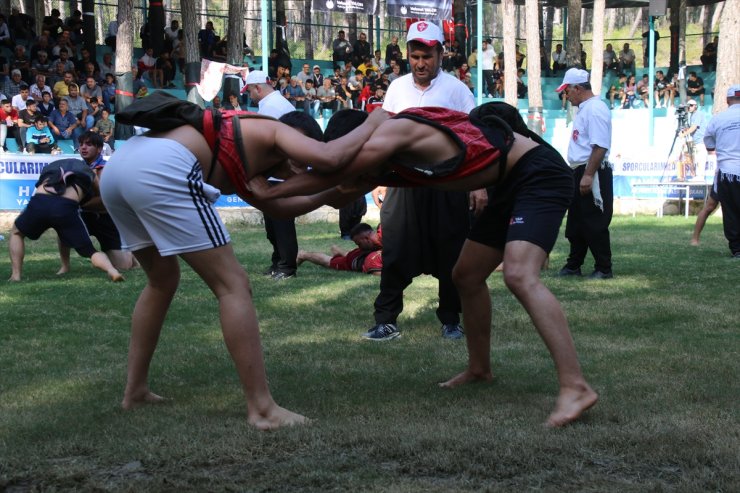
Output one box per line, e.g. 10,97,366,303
100,136,231,256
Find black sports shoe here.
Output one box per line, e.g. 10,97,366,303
557,266,582,277
441,323,464,340
588,270,613,280
362,323,400,341
271,271,295,281
262,266,277,277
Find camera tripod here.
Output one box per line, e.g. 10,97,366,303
663,111,695,182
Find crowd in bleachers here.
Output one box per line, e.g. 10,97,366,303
0,8,116,154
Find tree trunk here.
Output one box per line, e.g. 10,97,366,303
503,0,516,106
245,0,255,51
304,0,313,59
35,1,46,37
669,0,679,74
114,0,135,140
710,2,723,31
223,0,245,100
591,0,605,96
678,0,687,67
701,5,711,47
714,0,740,113
525,0,543,137
607,8,616,33
544,6,554,58
565,0,582,68
182,0,204,106
627,9,642,40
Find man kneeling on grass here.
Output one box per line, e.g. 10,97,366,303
297,222,382,275
247,104,598,427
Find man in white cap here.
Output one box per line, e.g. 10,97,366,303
362,20,486,341
555,68,614,279
244,69,302,280
680,99,708,180
704,84,740,258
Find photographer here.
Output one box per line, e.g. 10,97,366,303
680,99,708,180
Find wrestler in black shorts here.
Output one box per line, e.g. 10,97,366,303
468,145,574,253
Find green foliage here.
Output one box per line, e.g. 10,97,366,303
1,217,738,491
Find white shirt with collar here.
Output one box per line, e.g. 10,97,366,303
257,88,294,119
567,95,612,165
382,70,475,114
30,83,51,101
704,104,740,176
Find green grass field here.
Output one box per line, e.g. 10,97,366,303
1,216,738,492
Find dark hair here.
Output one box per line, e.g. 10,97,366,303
0,99,9,105
349,222,373,238
324,109,368,142
35,115,47,123
278,111,323,142
78,130,104,148
408,40,443,55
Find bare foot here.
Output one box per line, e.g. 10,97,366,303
109,270,125,282
690,238,700,246
545,384,598,428
56,266,69,275
121,390,166,410
8,275,21,282
438,369,494,389
296,250,306,267
248,405,309,430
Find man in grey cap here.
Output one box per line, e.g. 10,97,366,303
556,68,614,279
704,84,740,257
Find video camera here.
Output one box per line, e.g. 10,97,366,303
675,104,688,127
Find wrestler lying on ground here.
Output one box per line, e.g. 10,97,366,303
297,222,383,275
101,93,387,430
247,104,598,427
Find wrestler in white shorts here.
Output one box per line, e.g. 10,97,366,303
100,136,230,256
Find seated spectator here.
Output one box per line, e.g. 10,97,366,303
198,21,219,59
30,33,52,62
297,223,382,275
654,70,675,108
552,43,567,73
99,53,114,80
65,10,84,44
516,68,528,99
0,51,8,84
51,28,76,59
17,97,40,150
137,47,157,83
317,78,339,115
173,29,185,73
0,14,13,50
311,65,324,88
366,85,384,106
47,61,67,89
42,9,64,41
210,95,221,110
388,63,402,84
608,73,627,109
31,50,54,78
38,91,55,117
336,77,353,109
75,48,100,77
131,67,147,97
51,48,75,77
0,98,19,151
64,83,93,130
80,75,102,105
622,74,638,109
87,98,103,124
700,36,718,72
8,8,35,47
164,19,179,53
11,44,33,82
284,76,307,112
25,115,60,154
11,83,31,111
222,92,243,111
4,69,25,98
635,74,650,107
302,79,320,117
48,98,82,144
373,50,387,74
618,43,636,75
8,157,123,282
154,51,175,88
101,73,116,112
603,43,618,72
457,62,471,82
91,107,114,149
687,71,705,106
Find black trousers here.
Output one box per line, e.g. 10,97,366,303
564,164,614,273
339,196,367,237
264,215,297,275
717,172,740,255
373,188,468,326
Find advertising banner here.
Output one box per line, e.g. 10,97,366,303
311,0,378,15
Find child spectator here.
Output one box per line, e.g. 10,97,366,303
91,107,114,150
25,115,60,154
38,90,55,117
